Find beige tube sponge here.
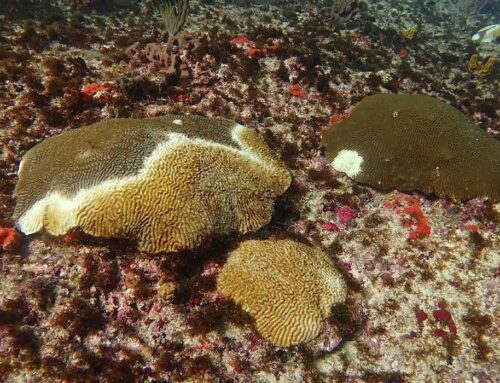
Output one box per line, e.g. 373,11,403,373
13,115,291,253
217,239,347,347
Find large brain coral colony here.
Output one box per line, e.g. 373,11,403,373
14,115,291,253
322,94,500,202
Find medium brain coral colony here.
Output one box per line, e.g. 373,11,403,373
217,239,347,347
322,94,500,202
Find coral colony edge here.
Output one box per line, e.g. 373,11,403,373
0,1,498,383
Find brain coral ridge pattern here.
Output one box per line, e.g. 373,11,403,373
14,115,291,253
322,94,500,202
217,239,347,347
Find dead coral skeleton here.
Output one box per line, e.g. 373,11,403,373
126,32,198,78
321,0,363,24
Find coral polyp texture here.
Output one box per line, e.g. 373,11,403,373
322,94,500,202
13,115,291,253
217,239,348,347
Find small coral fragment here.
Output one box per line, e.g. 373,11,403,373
467,54,496,77
158,282,176,301
13,115,291,253
217,239,348,347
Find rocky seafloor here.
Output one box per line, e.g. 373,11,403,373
0,0,499,382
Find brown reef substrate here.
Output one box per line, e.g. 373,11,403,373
0,1,498,382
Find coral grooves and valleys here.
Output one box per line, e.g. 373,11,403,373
0,0,498,382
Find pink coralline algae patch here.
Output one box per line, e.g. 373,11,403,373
398,48,409,58
0,227,22,252
322,222,340,232
464,224,480,232
349,32,370,49
81,83,118,104
433,301,457,338
460,198,497,233
321,206,358,233
383,194,431,240
415,309,428,336
229,36,256,48
328,106,354,125
289,84,307,98
266,41,281,55
328,113,346,125
247,48,266,58
336,206,358,225
411,302,457,339
230,36,280,58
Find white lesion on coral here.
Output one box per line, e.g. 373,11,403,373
17,192,78,235
16,125,290,237
172,119,182,125
230,123,290,179
17,159,25,176
331,149,364,178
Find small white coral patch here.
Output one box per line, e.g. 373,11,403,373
331,149,364,178
17,159,25,176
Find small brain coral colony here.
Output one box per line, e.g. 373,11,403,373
217,239,347,347
322,94,500,202
13,115,291,253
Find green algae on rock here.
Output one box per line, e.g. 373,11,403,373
13,115,291,253
217,239,348,347
322,94,500,202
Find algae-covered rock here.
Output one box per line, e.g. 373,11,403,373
322,94,500,202
217,239,347,347
14,115,291,253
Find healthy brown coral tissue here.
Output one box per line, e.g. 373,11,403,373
217,239,348,347
322,94,500,202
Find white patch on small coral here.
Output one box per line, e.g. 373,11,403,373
17,159,25,176
331,149,364,178
172,119,182,125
